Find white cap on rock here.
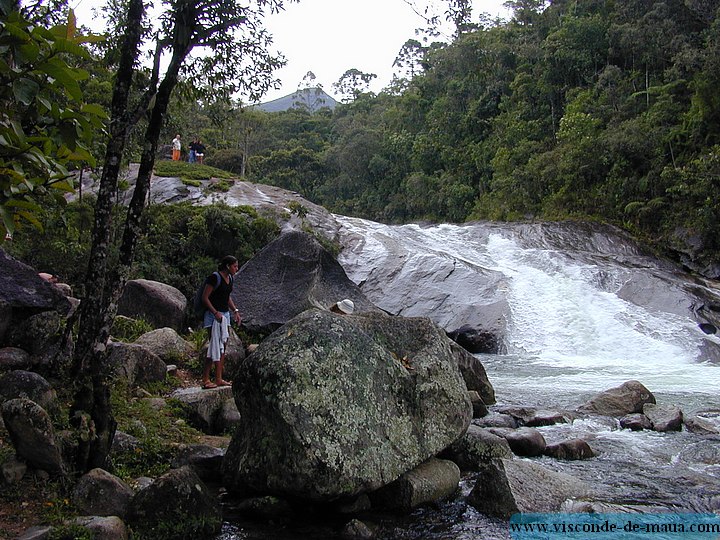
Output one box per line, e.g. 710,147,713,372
337,299,355,314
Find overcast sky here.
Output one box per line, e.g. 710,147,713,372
71,0,511,103
263,0,510,101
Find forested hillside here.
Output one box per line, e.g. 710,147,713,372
6,1,715,275
192,0,719,275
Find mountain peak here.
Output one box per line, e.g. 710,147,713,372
255,87,338,113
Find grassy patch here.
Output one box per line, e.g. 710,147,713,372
110,316,154,342
153,161,234,181
110,382,201,479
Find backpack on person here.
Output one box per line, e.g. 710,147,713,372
192,272,222,320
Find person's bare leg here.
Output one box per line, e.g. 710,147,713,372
216,354,231,385
202,358,217,388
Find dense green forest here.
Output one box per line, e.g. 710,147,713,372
166,0,720,273
3,0,720,275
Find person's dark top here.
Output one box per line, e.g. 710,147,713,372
207,273,233,312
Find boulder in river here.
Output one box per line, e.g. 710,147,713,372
222,310,473,501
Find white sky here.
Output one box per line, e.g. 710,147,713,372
264,0,510,101
71,0,510,103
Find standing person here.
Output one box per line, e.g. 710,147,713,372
195,138,206,165
201,255,242,388
188,138,198,163
171,134,182,161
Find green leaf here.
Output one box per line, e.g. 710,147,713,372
81,103,109,118
36,58,83,101
12,77,39,105
52,38,91,59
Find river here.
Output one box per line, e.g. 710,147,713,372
220,217,720,539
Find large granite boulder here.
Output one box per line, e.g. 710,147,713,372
125,466,221,538
232,231,380,335
117,279,186,332
0,249,72,320
134,327,195,365
170,385,235,435
222,310,473,501
104,342,167,386
1,398,66,476
0,370,58,416
72,468,134,518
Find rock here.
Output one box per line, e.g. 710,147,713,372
619,413,652,431
1,455,27,484
577,380,655,417
473,412,518,429
488,427,546,457
222,310,472,501
337,225,509,349
341,518,374,539
6,310,72,371
125,466,222,538
171,444,225,482
72,468,133,518
449,341,495,405
699,323,717,334
543,438,596,460
17,526,53,540
643,403,683,432
0,249,72,317
118,279,187,332
0,347,32,371
468,390,489,418
170,385,234,435
141,397,166,411
220,398,241,431
448,324,500,353
0,370,58,416
72,516,128,540
134,327,195,365
440,425,512,471
105,342,166,386
525,410,572,427
467,458,591,518
1,398,65,476
111,431,140,454
684,415,720,434
370,458,460,511
232,230,381,335
492,406,573,427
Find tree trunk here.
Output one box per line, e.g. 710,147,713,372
71,0,145,473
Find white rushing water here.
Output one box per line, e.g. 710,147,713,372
337,217,720,412
482,233,719,408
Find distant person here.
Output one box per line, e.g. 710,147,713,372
329,299,354,315
195,139,206,165
188,138,198,163
200,255,242,389
171,134,182,161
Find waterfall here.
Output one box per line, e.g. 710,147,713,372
336,215,720,410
